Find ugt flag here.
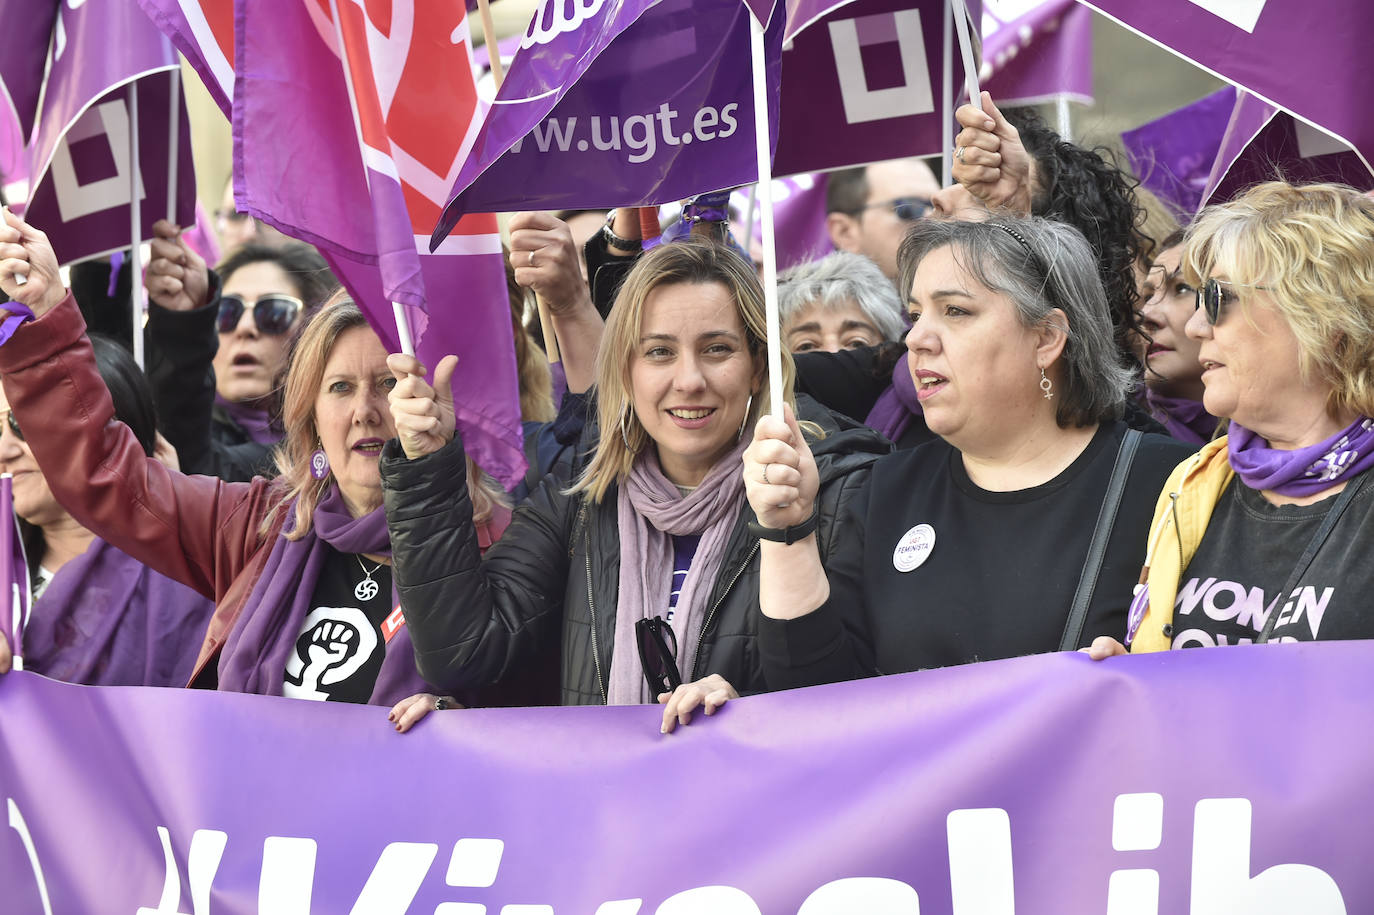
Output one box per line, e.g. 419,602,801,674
234,0,523,488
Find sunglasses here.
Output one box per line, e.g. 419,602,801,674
217,293,303,336
3,410,21,442
1195,277,1269,325
862,196,933,222
635,615,682,696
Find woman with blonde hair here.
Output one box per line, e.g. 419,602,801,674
0,209,440,705
381,237,888,731
1091,181,1374,656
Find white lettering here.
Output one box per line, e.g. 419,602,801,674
622,114,657,163
136,827,227,915
947,808,1014,914
348,842,437,914
655,886,760,914
1112,793,1163,851
693,107,718,141
797,877,919,913
522,0,608,50
717,103,740,138
1301,587,1334,637
1107,870,1159,915
591,116,621,150
1174,577,1215,616
260,837,316,914
6,798,53,915
1202,581,1247,622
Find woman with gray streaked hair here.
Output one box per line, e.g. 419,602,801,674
741,215,1195,686
778,252,905,354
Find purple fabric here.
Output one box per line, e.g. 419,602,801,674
0,4,56,184
1083,0,1374,175
234,0,524,489
773,0,982,177
0,301,34,347
610,436,750,705
1144,389,1216,446
1228,416,1374,498
434,0,783,228
982,0,1094,107
735,173,832,270
5,642,1374,910
0,476,28,662
136,0,235,116
23,538,214,688
1122,86,1237,218
216,486,427,706
213,393,277,447
864,351,920,443
22,2,196,268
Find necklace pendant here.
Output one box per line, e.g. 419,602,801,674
355,578,379,602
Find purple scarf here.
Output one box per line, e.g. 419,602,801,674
217,486,429,705
23,538,216,687
1144,388,1218,446
608,437,749,706
864,352,921,443
1229,416,1374,497
214,393,279,446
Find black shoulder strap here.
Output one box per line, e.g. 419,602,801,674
1256,470,1368,644
1060,428,1143,651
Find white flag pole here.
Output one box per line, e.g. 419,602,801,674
941,0,954,187
748,12,782,420
167,69,180,224
949,0,981,109
128,81,145,369
743,182,758,256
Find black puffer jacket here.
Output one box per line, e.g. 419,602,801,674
381,396,891,706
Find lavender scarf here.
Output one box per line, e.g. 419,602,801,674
1229,416,1374,497
214,393,279,446
1144,389,1217,445
217,486,428,705
24,538,215,687
607,437,749,706
864,352,921,443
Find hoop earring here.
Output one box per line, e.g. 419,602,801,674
620,407,639,453
1039,367,1054,401
309,440,330,479
739,393,754,439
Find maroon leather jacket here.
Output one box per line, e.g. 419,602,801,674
0,293,287,685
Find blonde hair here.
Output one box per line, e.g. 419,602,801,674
261,290,369,540
1182,181,1374,418
571,237,800,503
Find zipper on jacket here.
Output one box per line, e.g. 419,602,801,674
1168,491,1184,573
584,527,607,704
689,541,760,682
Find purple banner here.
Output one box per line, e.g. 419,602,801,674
136,0,236,117
234,0,524,488
1123,86,1237,218
1079,0,1374,174
0,476,28,666
435,0,784,237
982,0,1094,107
0,4,58,184
2,644,1372,911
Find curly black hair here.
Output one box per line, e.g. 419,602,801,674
1005,108,1147,370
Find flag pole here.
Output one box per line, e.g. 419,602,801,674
942,0,954,187
0,473,26,671
128,81,145,369
167,69,180,224
743,182,758,255
949,0,982,108
748,10,781,421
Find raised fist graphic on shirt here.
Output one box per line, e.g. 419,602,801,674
283,606,379,700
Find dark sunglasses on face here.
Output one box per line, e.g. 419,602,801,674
1195,277,1270,325
3,410,21,442
217,293,303,336
635,615,682,696
862,196,934,222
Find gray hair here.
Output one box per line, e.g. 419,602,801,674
897,216,1134,427
777,251,905,342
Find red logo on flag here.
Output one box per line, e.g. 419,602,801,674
381,604,407,644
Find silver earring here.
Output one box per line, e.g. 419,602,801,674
1039,367,1054,401
739,393,754,438
620,407,638,453
309,440,330,479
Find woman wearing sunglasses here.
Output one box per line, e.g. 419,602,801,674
746,216,1192,689
0,210,442,706
380,238,887,732
1090,181,1374,657
146,219,335,481
0,337,214,685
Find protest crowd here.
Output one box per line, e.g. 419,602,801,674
0,2,1372,902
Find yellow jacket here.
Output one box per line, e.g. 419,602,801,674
1128,436,1234,653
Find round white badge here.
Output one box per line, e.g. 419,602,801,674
892,523,936,573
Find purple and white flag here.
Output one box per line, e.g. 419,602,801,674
135,0,235,116
772,0,983,177
1122,86,1238,218
1078,0,1374,174
433,0,785,238
981,0,1093,107
0,5,59,188
19,0,195,267
234,0,524,487
2,642,1372,911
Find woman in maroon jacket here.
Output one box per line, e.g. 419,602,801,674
0,208,435,706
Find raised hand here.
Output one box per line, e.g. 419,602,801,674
387,353,458,460
744,402,819,532
0,208,66,318
952,91,1036,216
146,219,210,312
507,211,592,316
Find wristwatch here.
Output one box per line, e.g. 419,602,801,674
747,506,819,545
601,210,643,251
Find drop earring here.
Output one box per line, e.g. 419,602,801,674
309,440,330,479
620,408,638,453
738,393,754,439
1039,367,1054,401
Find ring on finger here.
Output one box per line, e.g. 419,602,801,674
761,463,771,485
528,250,536,268
955,145,966,163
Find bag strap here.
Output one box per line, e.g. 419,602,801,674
1059,428,1143,651
1255,470,1368,644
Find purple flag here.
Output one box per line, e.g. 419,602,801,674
772,0,983,177
1079,0,1374,175
734,174,833,269
981,0,1093,107
433,0,785,238
0,5,58,185
234,0,524,487
2,643,1373,910
0,476,29,667
1123,86,1238,218
19,0,195,266
135,0,236,117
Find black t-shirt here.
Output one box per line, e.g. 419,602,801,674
281,549,395,703
1171,477,1374,648
854,423,1192,671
